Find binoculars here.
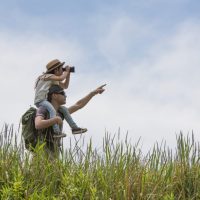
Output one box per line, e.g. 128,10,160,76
62,66,75,73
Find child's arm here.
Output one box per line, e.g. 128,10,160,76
47,71,69,82
59,66,71,89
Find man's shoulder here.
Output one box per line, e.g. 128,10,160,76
35,106,64,119
36,106,48,118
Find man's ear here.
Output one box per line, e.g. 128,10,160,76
52,93,57,100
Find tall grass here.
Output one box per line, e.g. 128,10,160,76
0,124,200,199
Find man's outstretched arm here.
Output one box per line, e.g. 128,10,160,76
68,84,106,114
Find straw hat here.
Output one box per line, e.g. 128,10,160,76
46,59,65,73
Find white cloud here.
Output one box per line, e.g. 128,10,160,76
90,18,200,152
97,16,155,67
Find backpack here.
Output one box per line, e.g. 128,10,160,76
21,107,38,150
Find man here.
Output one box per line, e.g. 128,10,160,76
34,84,106,157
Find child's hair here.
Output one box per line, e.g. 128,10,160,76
44,68,55,74
34,76,42,89
34,66,62,89
44,66,62,74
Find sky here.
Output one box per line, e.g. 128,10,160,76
0,0,200,153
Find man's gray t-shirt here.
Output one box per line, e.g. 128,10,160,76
35,106,64,143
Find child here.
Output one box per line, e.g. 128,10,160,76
34,59,87,138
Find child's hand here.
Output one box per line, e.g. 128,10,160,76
63,65,70,72
54,116,63,125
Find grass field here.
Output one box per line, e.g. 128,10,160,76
0,124,200,199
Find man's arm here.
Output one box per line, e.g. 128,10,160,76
35,108,63,130
68,84,106,114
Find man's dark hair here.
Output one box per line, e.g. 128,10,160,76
47,93,53,102
47,85,64,102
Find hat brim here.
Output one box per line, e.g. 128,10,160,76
46,62,65,73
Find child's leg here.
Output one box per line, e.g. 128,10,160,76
36,100,60,133
58,106,78,129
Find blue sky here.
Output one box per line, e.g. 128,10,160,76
1,0,200,152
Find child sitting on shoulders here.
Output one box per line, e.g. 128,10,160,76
34,59,87,138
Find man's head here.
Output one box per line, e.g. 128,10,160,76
46,59,65,75
47,85,66,105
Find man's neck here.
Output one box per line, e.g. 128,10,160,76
51,101,60,112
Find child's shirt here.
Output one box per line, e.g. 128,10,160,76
34,74,59,104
